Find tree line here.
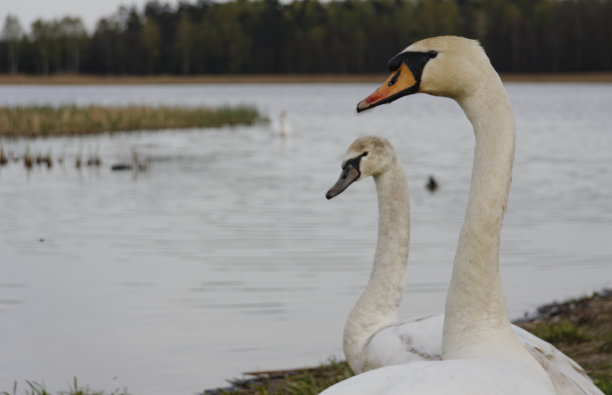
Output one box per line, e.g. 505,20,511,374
2,0,612,75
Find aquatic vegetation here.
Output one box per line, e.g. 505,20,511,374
23,148,33,170
0,145,7,165
0,105,264,138
86,156,101,167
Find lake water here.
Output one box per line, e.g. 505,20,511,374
0,83,611,394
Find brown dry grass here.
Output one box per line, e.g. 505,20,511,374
0,105,263,138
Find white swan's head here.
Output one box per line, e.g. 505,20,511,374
357,36,494,111
326,136,396,199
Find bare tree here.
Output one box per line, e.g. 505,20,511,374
58,17,87,73
175,13,196,75
2,15,24,74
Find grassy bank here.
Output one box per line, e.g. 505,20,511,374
204,290,612,394
0,105,264,138
1,73,612,85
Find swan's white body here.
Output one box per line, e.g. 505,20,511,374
322,36,598,394
321,358,553,395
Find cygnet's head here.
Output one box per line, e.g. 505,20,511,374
326,136,396,199
357,36,494,111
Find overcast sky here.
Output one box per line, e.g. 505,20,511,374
1,0,183,33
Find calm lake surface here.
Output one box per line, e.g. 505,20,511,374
1,83,611,394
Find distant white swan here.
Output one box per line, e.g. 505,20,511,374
326,136,600,394
275,110,292,138
321,35,582,394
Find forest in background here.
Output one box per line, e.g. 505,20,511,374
1,0,612,76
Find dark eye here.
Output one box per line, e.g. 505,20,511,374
428,50,438,58
387,70,400,87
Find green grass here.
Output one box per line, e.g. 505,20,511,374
593,377,612,395
1,378,130,395
0,105,265,138
600,381,612,395
532,320,590,344
590,360,612,395
206,359,353,395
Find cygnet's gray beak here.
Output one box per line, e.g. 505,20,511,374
326,165,360,199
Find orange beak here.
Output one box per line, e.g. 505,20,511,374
356,62,419,113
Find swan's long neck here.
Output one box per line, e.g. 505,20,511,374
442,72,526,360
343,157,410,371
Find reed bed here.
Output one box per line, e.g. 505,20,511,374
0,105,264,138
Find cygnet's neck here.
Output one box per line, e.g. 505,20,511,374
343,157,410,370
442,71,525,360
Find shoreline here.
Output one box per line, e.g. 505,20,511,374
203,289,612,394
1,72,612,85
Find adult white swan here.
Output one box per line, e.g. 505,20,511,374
320,36,585,394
